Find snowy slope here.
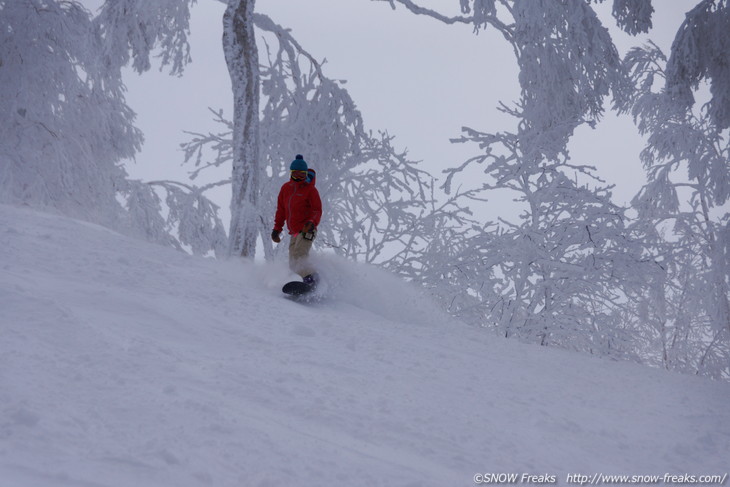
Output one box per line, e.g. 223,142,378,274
1,204,729,487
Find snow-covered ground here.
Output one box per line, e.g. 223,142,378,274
1,204,729,487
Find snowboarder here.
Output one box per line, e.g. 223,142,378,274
271,154,322,289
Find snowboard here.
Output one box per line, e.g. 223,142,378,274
282,280,315,297
282,279,323,303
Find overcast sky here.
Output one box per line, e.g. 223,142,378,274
108,0,695,225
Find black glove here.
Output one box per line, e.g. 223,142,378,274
271,229,281,243
301,222,316,241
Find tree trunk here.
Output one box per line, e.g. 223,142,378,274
223,0,260,258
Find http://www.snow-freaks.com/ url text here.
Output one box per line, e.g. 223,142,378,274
473,472,728,485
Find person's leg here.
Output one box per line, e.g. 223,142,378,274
288,232,315,278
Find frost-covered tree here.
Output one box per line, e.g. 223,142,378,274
414,116,656,357
94,0,195,77
377,0,654,353
123,179,228,257
93,0,234,256
664,0,730,131
222,0,260,258
378,0,728,373
0,0,139,223
0,0,218,253
0,0,228,255
183,14,437,266
379,0,633,160
621,42,730,379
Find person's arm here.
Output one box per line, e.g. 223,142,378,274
309,188,322,228
273,186,286,232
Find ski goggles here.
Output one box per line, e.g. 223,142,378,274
290,170,308,181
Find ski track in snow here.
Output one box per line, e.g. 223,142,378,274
1,204,729,487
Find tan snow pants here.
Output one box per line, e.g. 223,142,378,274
289,231,316,278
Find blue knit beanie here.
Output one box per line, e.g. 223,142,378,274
290,154,308,171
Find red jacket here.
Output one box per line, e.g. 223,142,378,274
274,173,322,235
